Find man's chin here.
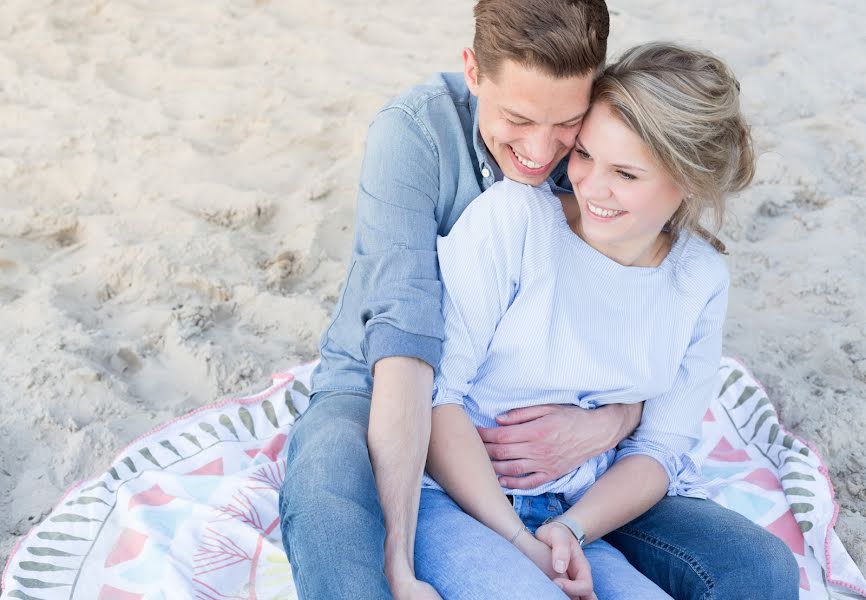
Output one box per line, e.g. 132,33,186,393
503,171,551,187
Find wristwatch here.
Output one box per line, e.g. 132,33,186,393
542,515,587,547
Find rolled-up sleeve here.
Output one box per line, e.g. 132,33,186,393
615,273,730,497
431,183,529,408
352,106,444,372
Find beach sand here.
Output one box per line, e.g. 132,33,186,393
1,0,864,574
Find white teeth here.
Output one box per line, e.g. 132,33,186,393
587,200,624,218
512,149,543,169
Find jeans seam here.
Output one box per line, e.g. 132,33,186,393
288,527,313,600
615,525,715,598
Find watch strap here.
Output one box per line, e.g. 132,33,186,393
542,515,587,547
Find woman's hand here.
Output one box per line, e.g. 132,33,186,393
534,521,596,600
511,526,595,599
513,530,559,579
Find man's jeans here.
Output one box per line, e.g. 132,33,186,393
279,391,800,600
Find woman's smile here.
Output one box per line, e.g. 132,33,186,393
584,198,627,220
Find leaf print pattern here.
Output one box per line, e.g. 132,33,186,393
4,359,862,600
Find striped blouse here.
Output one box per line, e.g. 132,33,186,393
422,178,729,505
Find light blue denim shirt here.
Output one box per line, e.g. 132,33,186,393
311,72,573,395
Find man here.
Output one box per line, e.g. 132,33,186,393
279,1,798,598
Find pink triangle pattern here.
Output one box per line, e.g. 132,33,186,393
98,585,144,600
260,433,288,462
703,408,716,422
707,437,750,462
187,458,224,476
799,567,811,591
99,585,144,600
128,484,176,511
766,510,805,556
104,528,149,568
244,433,289,462
743,468,783,492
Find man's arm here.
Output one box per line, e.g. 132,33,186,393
350,107,445,597
367,357,440,597
480,402,642,489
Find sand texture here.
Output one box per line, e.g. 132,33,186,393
1,0,864,574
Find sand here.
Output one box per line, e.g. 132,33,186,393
1,0,864,575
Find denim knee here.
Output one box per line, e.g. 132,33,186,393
280,391,373,510
707,526,799,600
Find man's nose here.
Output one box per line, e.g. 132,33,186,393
524,129,559,167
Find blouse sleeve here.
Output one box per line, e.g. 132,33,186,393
614,266,730,497
432,180,532,408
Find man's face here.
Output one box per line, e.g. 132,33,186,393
465,50,594,186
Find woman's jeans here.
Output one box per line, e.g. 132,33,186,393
415,488,671,599
279,391,800,600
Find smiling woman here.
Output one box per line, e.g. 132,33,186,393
587,42,755,254
419,41,800,600
566,101,687,267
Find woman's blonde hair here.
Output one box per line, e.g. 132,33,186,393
592,42,755,253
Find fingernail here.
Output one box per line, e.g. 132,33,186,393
555,560,566,573
556,581,565,590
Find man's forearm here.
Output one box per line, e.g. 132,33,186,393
427,404,524,539
565,454,668,543
368,356,434,583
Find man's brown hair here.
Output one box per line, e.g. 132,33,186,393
473,0,609,80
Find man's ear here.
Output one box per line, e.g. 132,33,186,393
463,47,481,94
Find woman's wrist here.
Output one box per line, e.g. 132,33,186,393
512,525,540,553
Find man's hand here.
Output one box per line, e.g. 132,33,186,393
535,522,596,600
390,576,444,600
388,576,442,600
477,403,641,489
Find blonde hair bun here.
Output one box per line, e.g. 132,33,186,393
592,42,756,252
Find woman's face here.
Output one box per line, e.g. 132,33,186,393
567,102,684,258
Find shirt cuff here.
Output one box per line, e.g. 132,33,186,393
364,322,442,375
615,443,708,499
431,381,465,408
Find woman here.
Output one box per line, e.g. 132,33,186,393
413,42,769,599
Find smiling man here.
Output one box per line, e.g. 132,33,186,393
278,1,796,599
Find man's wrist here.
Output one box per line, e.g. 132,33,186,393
598,403,640,449
618,402,642,440
384,549,415,585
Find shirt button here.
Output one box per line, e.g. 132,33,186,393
481,167,491,178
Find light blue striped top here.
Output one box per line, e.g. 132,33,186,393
422,178,729,505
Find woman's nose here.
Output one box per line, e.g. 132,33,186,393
578,169,611,200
